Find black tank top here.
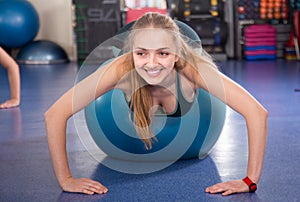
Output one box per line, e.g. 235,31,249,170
167,71,193,117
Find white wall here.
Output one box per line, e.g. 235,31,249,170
28,0,76,61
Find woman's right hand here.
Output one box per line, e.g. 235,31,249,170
45,57,127,196
61,177,108,195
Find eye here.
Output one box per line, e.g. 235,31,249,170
135,51,146,57
159,51,169,57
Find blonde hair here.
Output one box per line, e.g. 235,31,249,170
120,12,218,149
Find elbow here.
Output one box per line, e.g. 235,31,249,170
44,107,57,126
44,108,53,127
44,105,70,129
245,103,268,123
253,105,268,130
44,108,61,139
252,104,268,123
44,109,53,139
12,61,19,71
259,105,268,120
44,110,50,122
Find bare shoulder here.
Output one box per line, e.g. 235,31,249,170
92,54,132,96
180,60,226,91
178,64,202,91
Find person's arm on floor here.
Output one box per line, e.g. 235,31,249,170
45,56,126,194
0,47,20,108
187,63,268,195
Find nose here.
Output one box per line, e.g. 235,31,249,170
147,53,158,67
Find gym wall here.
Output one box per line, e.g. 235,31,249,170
27,0,76,61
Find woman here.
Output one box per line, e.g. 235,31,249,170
0,47,20,109
45,12,268,196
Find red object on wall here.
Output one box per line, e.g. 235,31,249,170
126,8,167,24
295,11,300,42
286,11,300,46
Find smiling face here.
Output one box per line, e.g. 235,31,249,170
132,29,179,86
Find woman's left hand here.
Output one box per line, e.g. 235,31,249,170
205,180,250,196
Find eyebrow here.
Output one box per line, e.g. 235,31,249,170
134,47,171,51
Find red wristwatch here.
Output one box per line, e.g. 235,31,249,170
242,177,257,192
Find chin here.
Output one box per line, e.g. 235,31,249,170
145,79,162,86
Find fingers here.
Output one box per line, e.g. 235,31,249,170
205,180,248,196
222,189,234,196
0,100,19,109
62,178,108,195
206,183,228,194
82,179,108,195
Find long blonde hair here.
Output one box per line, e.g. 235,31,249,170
120,12,218,149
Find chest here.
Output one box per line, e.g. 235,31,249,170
150,80,194,114
151,91,177,114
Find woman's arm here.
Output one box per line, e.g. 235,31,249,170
186,63,268,195
44,55,127,194
0,47,20,108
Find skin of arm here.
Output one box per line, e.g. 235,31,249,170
0,47,20,108
182,63,268,195
44,55,128,194
45,49,267,195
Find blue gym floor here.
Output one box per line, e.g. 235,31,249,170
0,59,299,202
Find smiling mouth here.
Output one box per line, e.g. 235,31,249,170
145,68,163,76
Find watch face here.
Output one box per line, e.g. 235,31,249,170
249,183,257,192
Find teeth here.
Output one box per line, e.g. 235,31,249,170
147,69,161,74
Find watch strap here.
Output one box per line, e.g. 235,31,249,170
242,176,257,192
